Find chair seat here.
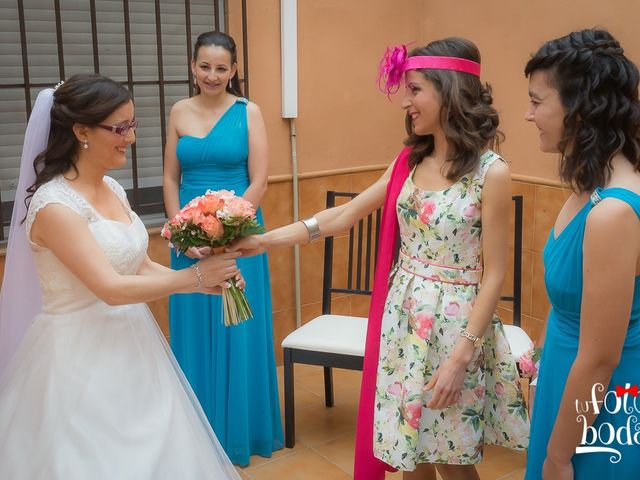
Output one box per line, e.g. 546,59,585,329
503,324,533,361
281,314,367,356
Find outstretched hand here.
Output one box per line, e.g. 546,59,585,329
226,235,266,257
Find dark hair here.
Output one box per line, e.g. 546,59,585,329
26,73,131,203
525,29,640,192
404,37,502,178
193,31,243,97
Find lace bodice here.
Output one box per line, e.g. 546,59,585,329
26,176,148,314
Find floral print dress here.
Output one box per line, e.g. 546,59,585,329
373,151,529,470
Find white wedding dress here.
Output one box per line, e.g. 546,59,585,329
0,175,240,479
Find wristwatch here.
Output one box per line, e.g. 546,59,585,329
460,329,481,347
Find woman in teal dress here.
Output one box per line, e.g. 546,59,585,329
524,29,640,479
162,31,283,466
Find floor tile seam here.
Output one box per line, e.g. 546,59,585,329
307,430,355,449
303,428,356,449
292,381,325,398
241,446,311,472
308,443,354,477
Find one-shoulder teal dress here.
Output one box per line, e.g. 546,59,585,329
169,97,283,466
525,187,640,479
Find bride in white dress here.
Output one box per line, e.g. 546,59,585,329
0,74,242,479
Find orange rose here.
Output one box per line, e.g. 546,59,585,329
192,210,206,226
200,194,223,215
200,215,224,238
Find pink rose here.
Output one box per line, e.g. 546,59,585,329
402,401,422,429
419,200,436,225
186,198,200,208
223,196,256,218
494,382,505,396
177,206,196,222
161,223,172,239
387,381,404,396
216,189,235,200
474,384,486,399
444,301,460,318
518,352,538,378
463,203,479,218
402,297,417,311
200,215,224,238
414,313,434,340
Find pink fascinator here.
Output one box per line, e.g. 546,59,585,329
377,45,409,96
377,43,482,96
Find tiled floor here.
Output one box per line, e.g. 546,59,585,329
236,365,527,480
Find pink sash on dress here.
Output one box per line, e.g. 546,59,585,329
354,146,411,480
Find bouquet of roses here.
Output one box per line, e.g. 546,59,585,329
161,190,264,326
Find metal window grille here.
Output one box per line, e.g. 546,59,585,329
0,0,249,241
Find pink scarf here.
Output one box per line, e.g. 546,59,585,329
354,146,411,479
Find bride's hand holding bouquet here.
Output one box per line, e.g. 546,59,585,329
189,252,244,295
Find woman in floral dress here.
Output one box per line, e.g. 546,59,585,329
231,37,529,480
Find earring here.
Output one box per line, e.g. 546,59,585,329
228,77,233,90
193,76,197,89
83,139,89,150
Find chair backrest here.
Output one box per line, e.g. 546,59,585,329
321,191,381,314
320,191,524,326
500,195,523,327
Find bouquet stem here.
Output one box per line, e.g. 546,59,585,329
222,278,253,326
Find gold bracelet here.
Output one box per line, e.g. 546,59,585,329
460,329,481,347
191,264,203,287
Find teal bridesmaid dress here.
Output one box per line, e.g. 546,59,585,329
526,188,640,479
169,97,284,466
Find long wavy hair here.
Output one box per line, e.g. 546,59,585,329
404,37,503,178
25,74,131,205
525,29,640,192
193,31,243,97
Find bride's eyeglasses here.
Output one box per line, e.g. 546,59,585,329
97,119,139,136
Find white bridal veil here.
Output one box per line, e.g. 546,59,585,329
0,88,53,376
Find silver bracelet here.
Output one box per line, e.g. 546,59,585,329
192,264,203,287
301,216,321,243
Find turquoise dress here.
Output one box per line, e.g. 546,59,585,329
169,97,283,466
526,188,640,479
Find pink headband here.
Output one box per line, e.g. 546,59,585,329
377,44,481,95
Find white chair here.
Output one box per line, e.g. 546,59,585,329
503,324,534,364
